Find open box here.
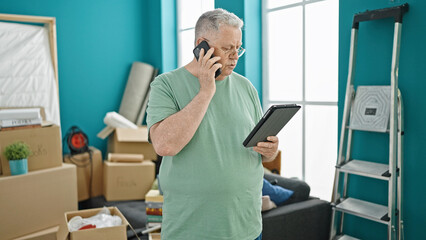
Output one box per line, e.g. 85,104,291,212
65,207,129,240
107,126,157,160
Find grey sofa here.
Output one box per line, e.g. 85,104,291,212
262,173,331,240
80,173,331,240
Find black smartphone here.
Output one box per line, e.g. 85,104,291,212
193,40,222,78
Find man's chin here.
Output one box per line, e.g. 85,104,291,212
221,68,234,76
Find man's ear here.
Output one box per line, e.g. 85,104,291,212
195,38,204,46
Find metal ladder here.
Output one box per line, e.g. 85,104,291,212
330,4,408,240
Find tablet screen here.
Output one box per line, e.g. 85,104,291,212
243,104,301,147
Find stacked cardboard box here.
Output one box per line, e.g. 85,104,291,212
14,226,59,240
104,125,157,201
0,123,62,176
63,147,103,201
107,126,157,161
0,163,78,240
103,160,155,201
0,107,79,239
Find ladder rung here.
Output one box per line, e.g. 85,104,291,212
346,125,390,133
336,235,361,240
337,160,390,180
334,198,389,225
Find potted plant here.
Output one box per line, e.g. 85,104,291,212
4,141,32,175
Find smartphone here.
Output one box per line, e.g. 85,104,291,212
193,40,222,78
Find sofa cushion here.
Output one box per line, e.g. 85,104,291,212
262,179,294,205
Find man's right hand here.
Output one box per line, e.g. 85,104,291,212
195,48,222,96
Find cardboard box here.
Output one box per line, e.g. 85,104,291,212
14,226,59,240
0,163,78,240
63,147,103,201
145,189,164,202
149,233,161,240
107,126,157,161
0,124,62,176
103,161,155,201
65,207,129,240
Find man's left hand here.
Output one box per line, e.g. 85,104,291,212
253,136,279,162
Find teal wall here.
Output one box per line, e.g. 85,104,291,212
0,0,258,156
339,1,426,239
1,0,425,238
0,0,177,156
216,0,263,101
142,0,177,73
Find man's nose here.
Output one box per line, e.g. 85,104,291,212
229,51,239,60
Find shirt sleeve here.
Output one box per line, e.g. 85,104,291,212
249,83,263,121
247,81,264,161
146,75,179,142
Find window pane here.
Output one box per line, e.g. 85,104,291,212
179,29,195,67
305,105,337,201
179,0,214,30
201,0,214,13
267,0,302,9
305,0,339,102
277,106,303,179
267,7,303,101
178,0,213,67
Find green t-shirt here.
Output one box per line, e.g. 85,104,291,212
147,67,263,240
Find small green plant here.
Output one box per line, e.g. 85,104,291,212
4,141,32,161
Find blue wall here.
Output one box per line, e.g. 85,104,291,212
1,0,425,238
0,0,147,155
0,0,258,157
0,0,177,156
216,0,263,101
339,1,426,239
141,0,177,73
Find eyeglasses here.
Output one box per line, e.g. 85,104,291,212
205,39,246,57
223,46,246,57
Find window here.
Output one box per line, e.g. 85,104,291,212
263,0,339,200
177,0,214,67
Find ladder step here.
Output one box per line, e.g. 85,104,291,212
337,160,390,180
334,198,389,224
337,235,361,240
346,125,389,133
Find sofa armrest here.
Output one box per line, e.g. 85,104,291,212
264,172,310,205
262,198,331,240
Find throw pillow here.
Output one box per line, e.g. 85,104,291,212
262,178,294,205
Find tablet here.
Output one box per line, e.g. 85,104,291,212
243,104,301,147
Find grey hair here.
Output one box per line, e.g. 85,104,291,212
195,8,243,42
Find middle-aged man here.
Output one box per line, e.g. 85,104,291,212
146,8,279,240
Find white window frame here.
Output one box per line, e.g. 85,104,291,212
177,0,214,67
177,0,190,67
262,0,338,199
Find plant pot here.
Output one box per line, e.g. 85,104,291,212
9,158,28,175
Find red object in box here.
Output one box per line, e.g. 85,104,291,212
79,224,96,230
